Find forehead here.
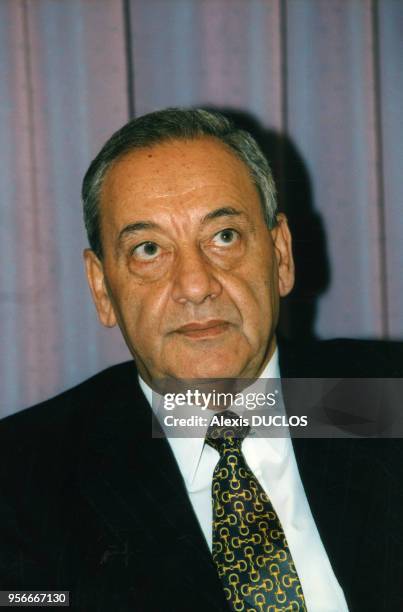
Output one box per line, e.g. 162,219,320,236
99,137,262,226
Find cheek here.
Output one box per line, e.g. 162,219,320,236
229,246,277,332
225,271,274,336
123,284,170,346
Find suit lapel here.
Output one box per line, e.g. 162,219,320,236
277,340,401,608
78,375,228,610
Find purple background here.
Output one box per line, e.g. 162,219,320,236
1,0,402,417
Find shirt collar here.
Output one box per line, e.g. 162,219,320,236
139,347,281,488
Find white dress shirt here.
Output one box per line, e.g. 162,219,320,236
139,349,349,611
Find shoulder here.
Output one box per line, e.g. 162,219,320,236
0,361,140,478
1,360,138,432
278,337,403,377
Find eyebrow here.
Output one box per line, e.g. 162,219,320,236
202,206,244,223
117,207,245,245
117,221,158,245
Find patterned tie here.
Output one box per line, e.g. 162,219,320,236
206,411,307,612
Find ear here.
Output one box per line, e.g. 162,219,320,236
270,213,295,297
84,249,117,327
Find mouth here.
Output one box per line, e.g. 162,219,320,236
175,319,230,339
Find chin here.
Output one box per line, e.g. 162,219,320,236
160,336,253,379
169,356,247,380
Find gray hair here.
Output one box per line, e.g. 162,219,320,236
82,108,277,259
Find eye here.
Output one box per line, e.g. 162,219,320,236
212,228,240,247
132,241,160,261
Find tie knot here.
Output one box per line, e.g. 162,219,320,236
205,410,250,455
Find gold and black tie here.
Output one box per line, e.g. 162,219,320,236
206,411,307,612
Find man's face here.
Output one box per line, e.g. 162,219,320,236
85,137,294,384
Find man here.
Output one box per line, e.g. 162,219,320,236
0,109,402,611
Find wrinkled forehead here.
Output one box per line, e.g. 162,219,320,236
99,137,262,220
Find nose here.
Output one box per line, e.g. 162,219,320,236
171,248,222,305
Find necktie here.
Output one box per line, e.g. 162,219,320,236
206,411,307,612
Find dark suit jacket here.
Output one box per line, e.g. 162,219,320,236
0,340,402,611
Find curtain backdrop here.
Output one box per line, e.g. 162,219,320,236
1,0,402,417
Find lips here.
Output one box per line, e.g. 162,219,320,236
175,319,229,338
